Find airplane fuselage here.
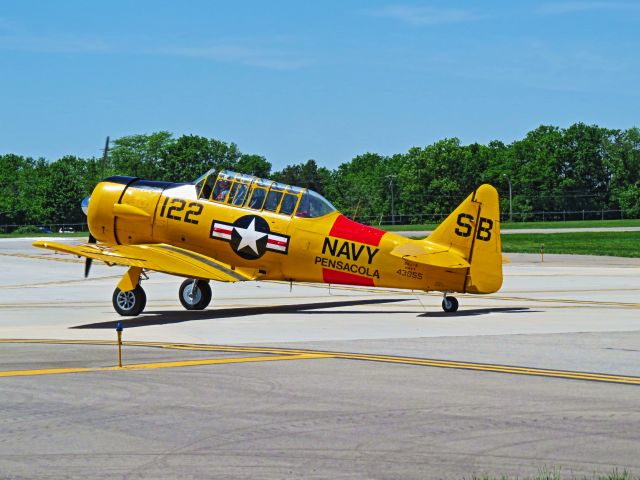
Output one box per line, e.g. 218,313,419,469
88,177,467,292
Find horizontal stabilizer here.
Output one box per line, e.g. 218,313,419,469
32,241,257,282
390,241,470,269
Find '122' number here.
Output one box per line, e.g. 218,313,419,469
159,197,203,225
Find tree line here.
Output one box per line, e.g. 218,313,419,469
1,123,639,229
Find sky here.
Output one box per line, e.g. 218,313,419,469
1,0,639,171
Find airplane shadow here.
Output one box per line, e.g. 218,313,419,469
71,298,416,329
419,307,536,318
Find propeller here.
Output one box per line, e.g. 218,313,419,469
84,233,96,278
83,136,109,279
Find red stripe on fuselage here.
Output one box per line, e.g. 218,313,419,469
322,268,375,287
329,215,385,247
214,226,233,235
267,239,287,247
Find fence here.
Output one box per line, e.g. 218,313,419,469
355,209,632,226
0,223,88,234
0,209,635,233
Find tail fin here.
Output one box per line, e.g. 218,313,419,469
426,184,502,294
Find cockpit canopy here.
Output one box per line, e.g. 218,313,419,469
193,169,336,218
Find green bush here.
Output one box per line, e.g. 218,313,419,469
12,225,42,234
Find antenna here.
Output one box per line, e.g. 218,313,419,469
101,136,110,178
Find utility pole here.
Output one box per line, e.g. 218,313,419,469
101,136,110,178
502,174,512,223
387,175,397,225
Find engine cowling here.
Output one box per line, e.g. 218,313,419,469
87,177,174,245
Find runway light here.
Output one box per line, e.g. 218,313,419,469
116,321,123,368
540,244,545,263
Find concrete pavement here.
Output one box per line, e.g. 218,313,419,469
1,239,639,478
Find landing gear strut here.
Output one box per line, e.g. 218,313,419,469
441,294,459,313
179,279,212,310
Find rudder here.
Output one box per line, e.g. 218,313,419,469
426,184,502,294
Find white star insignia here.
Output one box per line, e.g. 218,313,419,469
234,219,267,255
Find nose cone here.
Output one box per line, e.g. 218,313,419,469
81,196,90,216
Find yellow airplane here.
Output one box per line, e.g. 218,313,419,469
33,169,503,316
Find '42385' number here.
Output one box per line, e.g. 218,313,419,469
159,197,203,224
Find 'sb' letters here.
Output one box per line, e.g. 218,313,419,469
455,213,493,242
476,218,493,241
455,213,474,237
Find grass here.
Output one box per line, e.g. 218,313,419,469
499,219,640,230
383,222,440,231
3,219,639,237
382,219,640,232
469,468,633,480
2,221,639,258
501,231,640,258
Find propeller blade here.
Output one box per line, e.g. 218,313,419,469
84,233,96,278
84,258,93,278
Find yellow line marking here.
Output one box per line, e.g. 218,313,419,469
0,252,83,264
272,282,640,309
111,353,331,370
0,275,122,290
484,295,640,308
506,288,640,294
2,339,640,385
0,367,93,377
2,296,636,311
0,353,331,377
336,354,640,385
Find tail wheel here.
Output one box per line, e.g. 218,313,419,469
112,285,146,317
442,296,459,313
179,280,212,310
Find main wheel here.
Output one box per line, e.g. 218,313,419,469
179,280,212,310
442,296,459,313
112,285,147,316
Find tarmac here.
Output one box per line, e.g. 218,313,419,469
1,237,640,479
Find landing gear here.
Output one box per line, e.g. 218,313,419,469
179,279,212,310
112,285,147,317
442,295,459,313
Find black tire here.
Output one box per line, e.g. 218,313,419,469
179,280,212,310
112,285,146,317
442,296,459,313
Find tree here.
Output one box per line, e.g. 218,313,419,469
40,156,89,224
0,154,29,225
273,160,329,193
507,125,564,215
4,122,640,229
235,154,272,178
559,123,616,211
608,127,640,212
110,131,174,180
327,153,388,220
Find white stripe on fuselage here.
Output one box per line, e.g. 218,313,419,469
164,184,197,199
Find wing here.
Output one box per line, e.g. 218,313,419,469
32,241,257,282
390,241,470,269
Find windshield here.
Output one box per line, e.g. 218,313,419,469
295,190,336,218
192,169,216,185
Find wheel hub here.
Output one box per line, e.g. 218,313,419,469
183,284,202,305
116,291,135,311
